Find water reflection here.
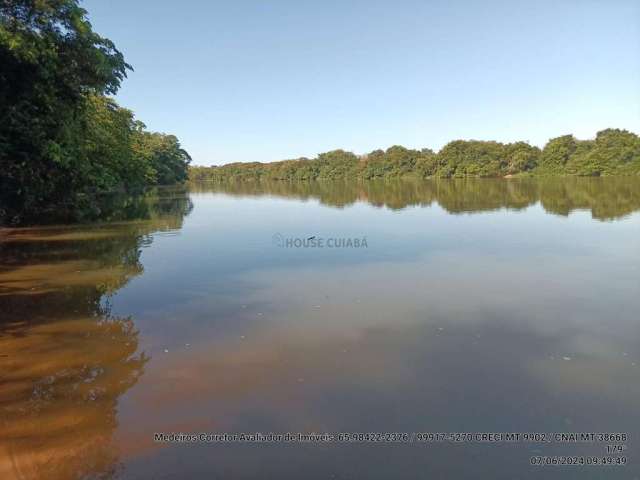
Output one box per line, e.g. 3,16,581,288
192,176,640,220
0,189,192,480
1,179,638,479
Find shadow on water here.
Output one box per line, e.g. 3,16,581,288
0,188,193,480
190,176,640,220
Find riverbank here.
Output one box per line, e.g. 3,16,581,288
190,128,640,182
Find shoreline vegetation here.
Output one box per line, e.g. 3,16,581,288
190,128,640,183
0,1,190,225
2,3,639,226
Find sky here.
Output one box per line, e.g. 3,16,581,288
84,0,640,166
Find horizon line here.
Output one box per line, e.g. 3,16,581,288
192,126,638,168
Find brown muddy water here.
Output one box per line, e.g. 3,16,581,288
1,178,639,479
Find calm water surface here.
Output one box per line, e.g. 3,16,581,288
1,178,639,479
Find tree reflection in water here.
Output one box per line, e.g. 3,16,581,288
1,178,639,479
192,176,640,221
0,188,192,480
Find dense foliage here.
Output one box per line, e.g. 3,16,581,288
0,0,190,224
191,129,640,182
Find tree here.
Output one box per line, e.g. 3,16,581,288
539,135,578,173
0,1,191,224
133,130,192,185
435,140,505,177
414,148,438,177
568,129,640,176
0,0,131,220
187,129,640,183
315,150,359,178
504,142,540,174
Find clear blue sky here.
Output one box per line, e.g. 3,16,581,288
84,0,640,166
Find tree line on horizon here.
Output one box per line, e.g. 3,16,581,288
189,128,640,182
0,0,191,224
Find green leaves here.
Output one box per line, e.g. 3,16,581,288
539,129,640,176
190,129,640,184
0,1,189,224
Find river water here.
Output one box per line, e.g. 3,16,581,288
1,178,639,479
